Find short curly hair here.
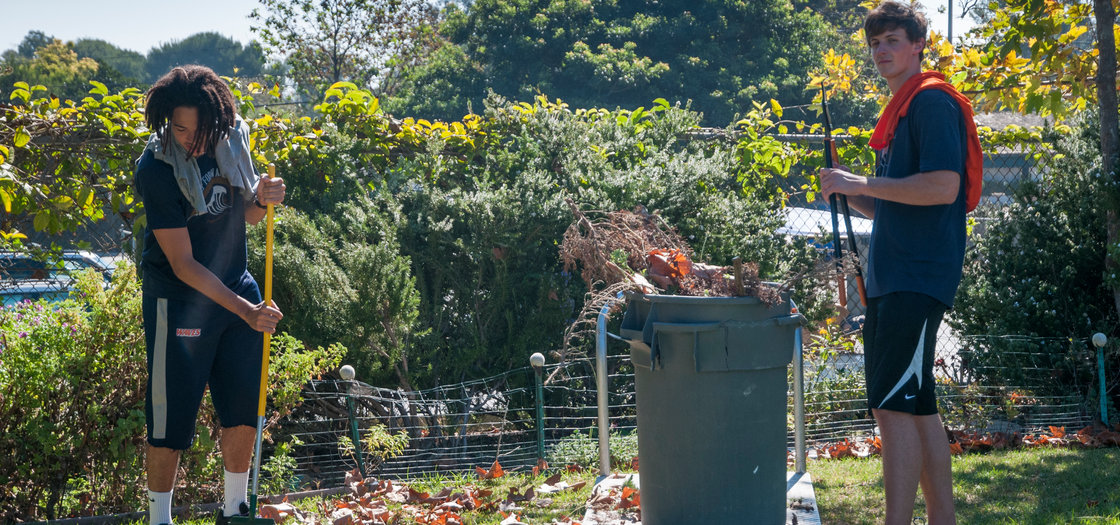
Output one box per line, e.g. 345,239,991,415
864,1,928,59
144,65,236,156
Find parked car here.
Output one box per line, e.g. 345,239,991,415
0,250,116,305
0,280,71,307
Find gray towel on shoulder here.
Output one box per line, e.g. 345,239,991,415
142,116,260,215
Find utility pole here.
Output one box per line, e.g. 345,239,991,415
947,0,953,44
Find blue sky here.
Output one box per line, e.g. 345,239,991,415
0,0,258,53
0,0,977,56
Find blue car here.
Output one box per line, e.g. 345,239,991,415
0,250,116,306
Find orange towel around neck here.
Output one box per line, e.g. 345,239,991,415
869,71,983,213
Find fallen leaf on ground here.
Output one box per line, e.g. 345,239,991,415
476,460,505,480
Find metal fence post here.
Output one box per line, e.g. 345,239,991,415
596,302,611,477
792,301,807,474
1094,333,1109,426
340,364,368,479
531,352,546,461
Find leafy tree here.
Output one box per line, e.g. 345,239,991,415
72,38,148,84
386,0,833,125
13,30,53,59
942,0,1119,325
144,32,265,79
0,40,100,102
819,0,1120,324
250,0,438,96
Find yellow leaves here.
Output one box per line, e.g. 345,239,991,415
0,229,27,241
13,129,31,148
934,37,956,60
88,80,109,97
52,195,75,211
811,48,858,93
1059,24,1088,45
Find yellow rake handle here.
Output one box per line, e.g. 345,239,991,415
257,164,275,417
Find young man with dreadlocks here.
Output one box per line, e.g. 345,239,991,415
135,65,287,525
820,2,982,524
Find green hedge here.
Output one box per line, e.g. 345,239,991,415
0,264,343,521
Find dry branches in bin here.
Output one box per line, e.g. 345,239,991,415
557,200,783,363
560,199,774,299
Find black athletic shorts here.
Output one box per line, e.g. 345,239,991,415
863,291,947,416
143,286,263,450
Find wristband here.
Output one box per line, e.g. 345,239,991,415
253,198,268,210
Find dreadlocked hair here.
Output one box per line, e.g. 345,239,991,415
144,65,236,156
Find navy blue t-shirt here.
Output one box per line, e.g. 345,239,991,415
866,89,968,308
135,149,256,303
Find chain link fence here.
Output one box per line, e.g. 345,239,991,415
6,130,1102,492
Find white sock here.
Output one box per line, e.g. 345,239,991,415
148,489,173,525
224,469,250,516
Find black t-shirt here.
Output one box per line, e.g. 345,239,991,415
866,89,968,308
135,149,255,303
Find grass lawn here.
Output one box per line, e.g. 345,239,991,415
810,447,1120,524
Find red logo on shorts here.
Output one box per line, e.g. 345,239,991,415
176,328,202,337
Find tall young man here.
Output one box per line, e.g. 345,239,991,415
136,65,286,525
820,2,981,523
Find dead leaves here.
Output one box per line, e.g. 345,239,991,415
805,424,1120,463
297,469,504,525
583,474,642,524
530,458,548,477
260,501,307,523
807,436,882,459
646,249,692,283
476,460,505,480
224,460,608,525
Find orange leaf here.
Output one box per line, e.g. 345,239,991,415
1049,426,1067,438
476,460,505,480
949,442,964,455
532,458,548,476
647,249,692,279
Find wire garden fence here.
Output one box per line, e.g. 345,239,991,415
273,327,1104,491
263,133,1108,490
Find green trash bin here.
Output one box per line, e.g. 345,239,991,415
619,293,800,525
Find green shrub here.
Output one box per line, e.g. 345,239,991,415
0,265,145,521
249,204,421,389
0,262,345,521
337,424,410,474
546,429,639,470
951,113,1118,399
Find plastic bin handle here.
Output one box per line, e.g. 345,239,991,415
646,321,720,371
722,313,807,330
647,315,805,373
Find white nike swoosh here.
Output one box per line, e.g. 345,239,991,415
904,394,916,400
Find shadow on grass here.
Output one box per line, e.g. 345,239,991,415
953,448,1120,524
813,448,1120,525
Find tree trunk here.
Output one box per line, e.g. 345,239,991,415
1095,0,1120,322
